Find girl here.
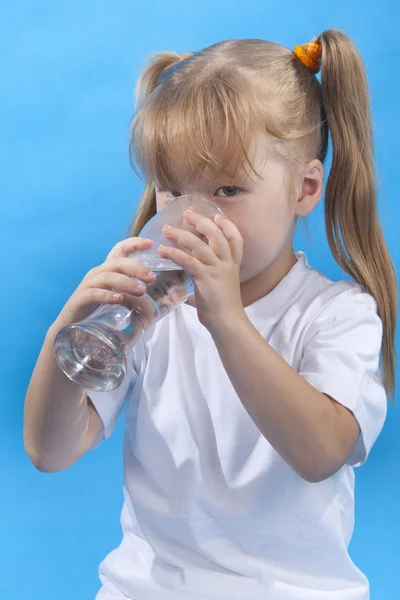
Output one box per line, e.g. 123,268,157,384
24,29,397,600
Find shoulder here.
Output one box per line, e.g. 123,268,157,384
297,265,381,336
301,279,383,372
307,280,380,330
288,255,377,323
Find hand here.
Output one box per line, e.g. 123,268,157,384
159,209,246,330
51,237,157,331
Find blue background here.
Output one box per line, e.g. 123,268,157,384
1,1,399,598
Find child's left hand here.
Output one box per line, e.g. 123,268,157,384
159,209,245,331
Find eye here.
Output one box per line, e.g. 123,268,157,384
160,187,241,199
215,186,241,198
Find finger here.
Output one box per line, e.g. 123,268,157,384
183,211,231,261
158,245,204,278
106,237,153,261
92,271,150,297
162,225,218,266
94,256,156,285
214,214,244,265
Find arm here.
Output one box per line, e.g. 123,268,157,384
209,313,360,483
23,323,104,472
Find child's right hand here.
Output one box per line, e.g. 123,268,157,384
51,237,156,331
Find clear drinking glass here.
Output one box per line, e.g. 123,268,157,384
53,195,224,392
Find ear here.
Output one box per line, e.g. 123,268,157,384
294,159,324,217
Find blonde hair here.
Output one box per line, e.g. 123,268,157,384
127,29,397,401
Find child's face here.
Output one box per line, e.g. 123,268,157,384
155,137,312,285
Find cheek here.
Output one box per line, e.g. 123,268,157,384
239,223,269,267
239,211,289,264
257,200,292,240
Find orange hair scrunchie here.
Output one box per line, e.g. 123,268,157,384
293,38,322,74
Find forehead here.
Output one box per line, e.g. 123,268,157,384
164,134,274,188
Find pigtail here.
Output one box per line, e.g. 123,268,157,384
134,51,182,108
318,29,397,400
127,51,182,238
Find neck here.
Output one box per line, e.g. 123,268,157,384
240,247,297,308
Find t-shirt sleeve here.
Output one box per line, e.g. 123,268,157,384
86,349,140,450
298,286,387,468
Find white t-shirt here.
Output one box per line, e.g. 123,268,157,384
86,250,386,600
